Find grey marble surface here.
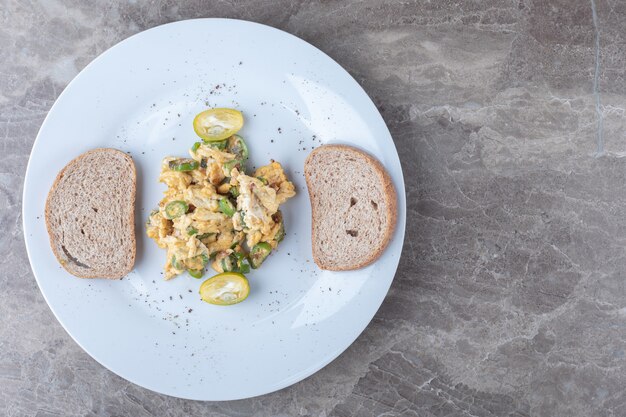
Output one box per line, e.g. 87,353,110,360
2,0,626,416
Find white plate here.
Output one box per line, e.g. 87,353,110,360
23,18,406,401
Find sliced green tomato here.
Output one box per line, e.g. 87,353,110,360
168,158,199,172
191,141,201,153
164,200,188,219
199,272,250,306
219,197,236,217
193,108,244,142
188,269,204,279
227,135,249,160
249,242,272,269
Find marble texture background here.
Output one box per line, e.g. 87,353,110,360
2,0,626,416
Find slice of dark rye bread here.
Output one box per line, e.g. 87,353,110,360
45,148,136,279
304,144,397,270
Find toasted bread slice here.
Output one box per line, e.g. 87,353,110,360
45,148,136,279
304,144,397,270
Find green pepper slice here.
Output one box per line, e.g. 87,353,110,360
275,222,285,243
249,242,272,269
220,255,235,272
191,142,201,153
223,159,243,175
234,252,251,273
273,211,285,242
219,197,236,217
209,139,228,150
227,135,249,160
168,158,199,172
171,255,183,270
188,269,204,279
220,252,250,273
187,226,198,236
229,186,239,198
164,201,188,219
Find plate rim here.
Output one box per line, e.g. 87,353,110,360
22,17,407,401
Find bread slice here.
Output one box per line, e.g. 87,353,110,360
45,148,136,279
304,144,397,270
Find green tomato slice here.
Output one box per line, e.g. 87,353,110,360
193,108,243,142
199,272,250,306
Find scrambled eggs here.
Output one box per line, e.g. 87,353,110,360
146,135,295,280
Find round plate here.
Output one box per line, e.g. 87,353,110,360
23,18,406,401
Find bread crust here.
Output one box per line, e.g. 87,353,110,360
44,148,136,279
304,144,397,270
